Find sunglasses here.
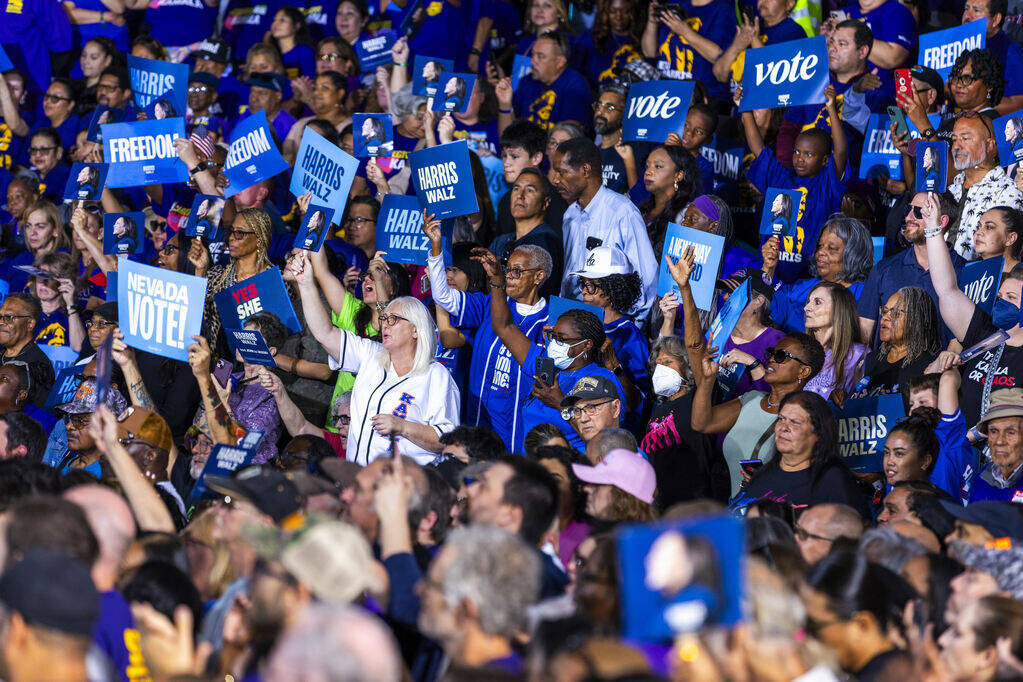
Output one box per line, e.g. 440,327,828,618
764,347,810,367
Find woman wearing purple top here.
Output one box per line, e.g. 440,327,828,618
803,282,867,402
716,275,785,397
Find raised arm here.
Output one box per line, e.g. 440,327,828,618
390,38,410,92
288,251,344,361
70,205,116,272
667,246,708,370
475,248,534,367
258,368,322,438
187,336,246,446
713,23,754,84
112,331,156,409
867,41,909,72
0,75,28,137
825,85,848,176
921,192,974,340
60,278,86,352
422,210,464,315
690,354,743,434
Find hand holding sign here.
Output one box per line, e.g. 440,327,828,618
187,240,211,276
421,210,442,253
700,353,720,381
187,335,213,379
761,236,780,273
666,245,696,288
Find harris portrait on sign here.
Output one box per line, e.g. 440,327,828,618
767,191,792,237
70,164,103,200
422,59,446,89
112,215,138,254
1006,117,1023,158
303,210,326,249
441,76,467,112
360,116,391,156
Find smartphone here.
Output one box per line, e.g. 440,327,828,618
662,2,686,18
961,330,1010,363
829,9,848,20
535,357,555,387
740,459,763,476
888,106,909,138
213,358,233,388
740,5,756,24
895,68,915,102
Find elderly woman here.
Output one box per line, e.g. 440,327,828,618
572,449,658,524
860,286,941,398
291,251,459,465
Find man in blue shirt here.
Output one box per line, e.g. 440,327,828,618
969,388,1023,502
593,78,648,194
238,72,295,142
962,0,1023,115
842,0,917,71
512,32,592,132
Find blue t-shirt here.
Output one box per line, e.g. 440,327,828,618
95,590,136,682
654,1,736,100
695,152,714,196
847,0,917,71
145,0,218,48
604,316,649,428
281,44,316,80
987,31,1023,98
37,164,71,203
68,0,129,50
771,278,866,333
571,31,645,86
763,17,806,43
512,68,592,132
0,0,72,93
223,0,285,59
933,409,978,505
388,0,469,68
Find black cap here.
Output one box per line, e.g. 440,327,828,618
206,465,302,523
561,375,620,407
245,72,287,93
909,65,944,100
92,301,118,323
940,500,1023,541
746,271,775,303
189,72,220,91
193,37,231,64
0,550,99,636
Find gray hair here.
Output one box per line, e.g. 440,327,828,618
392,83,427,121
647,335,695,389
549,121,585,142
858,526,928,573
441,526,541,637
376,297,437,375
265,604,402,682
810,215,873,283
585,428,638,463
512,244,553,283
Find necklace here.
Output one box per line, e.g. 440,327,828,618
766,393,780,409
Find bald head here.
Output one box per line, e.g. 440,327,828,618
64,485,136,589
796,503,864,564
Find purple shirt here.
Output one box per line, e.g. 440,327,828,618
806,343,867,398
95,590,135,682
724,327,785,395
227,372,282,464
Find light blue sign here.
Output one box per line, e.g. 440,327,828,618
224,111,291,197
548,295,603,326
920,19,985,80
510,53,531,92
833,393,905,473
739,36,828,112
412,55,454,97
289,126,360,217
915,140,948,193
38,344,79,372
375,194,451,265
213,267,301,334
128,55,189,115
960,256,1004,315
994,110,1023,167
657,222,725,312
103,212,146,255
102,118,188,188
410,140,479,220
623,80,695,143
355,30,395,72
118,260,207,363
706,279,749,356
225,328,277,366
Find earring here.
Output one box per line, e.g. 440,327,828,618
673,179,680,191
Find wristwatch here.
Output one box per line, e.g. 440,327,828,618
189,161,210,177
921,128,936,139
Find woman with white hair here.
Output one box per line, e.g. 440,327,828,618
289,251,459,465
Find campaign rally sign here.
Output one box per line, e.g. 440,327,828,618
739,36,828,111
191,440,261,500
995,111,1023,167
860,113,904,181
833,394,905,473
86,106,123,144
39,345,80,373
410,140,479,219
706,279,749,356
412,55,454,97
510,53,532,92
43,366,84,411
213,267,302,334
103,212,146,255
657,222,725,311
960,256,1004,315
0,280,7,307
225,328,277,366
294,204,335,252
431,73,477,114
94,334,113,406
622,80,695,143
374,194,452,265
872,236,885,265
185,194,226,241
102,117,188,188
353,113,394,158
128,55,189,115
118,260,207,362
223,111,291,197
548,296,604,327
758,188,802,237
617,515,744,640
0,45,12,73
915,140,948,193
920,18,985,80
289,126,360,217
63,163,108,201
355,30,396,72
701,134,744,188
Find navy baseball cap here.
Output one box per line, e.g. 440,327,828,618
245,72,287,93
189,72,220,91
0,550,99,636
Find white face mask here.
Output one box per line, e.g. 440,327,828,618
547,338,585,370
652,363,683,397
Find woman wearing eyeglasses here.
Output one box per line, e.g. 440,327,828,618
942,50,1002,133
32,79,80,152
283,72,351,166
859,286,941,399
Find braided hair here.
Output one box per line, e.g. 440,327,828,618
883,286,941,367
951,49,1005,107
558,308,606,366
596,273,642,315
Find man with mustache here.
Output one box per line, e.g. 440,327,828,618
593,79,646,195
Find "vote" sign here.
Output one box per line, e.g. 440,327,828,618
739,36,828,112
118,260,207,362
622,80,695,143
960,256,1004,315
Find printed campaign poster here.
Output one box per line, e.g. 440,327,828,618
86,106,123,144
410,140,479,219
39,345,80,373
355,30,396,72
213,267,302,334
960,256,1004,315
833,394,905,473
289,126,360,217
915,140,948,193
128,55,189,115
706,279,749,356
225,328,277,366
44,366,84,411
860,113,904,181
103,212,146,255
431,73,477,113
118,260,207,362
657,222,725,311
739,36,827,111
622,80,695,143
103,117,188,188
920,19,985,80
510,53,532,92
191,441,260,500
412,56,454,97
353,113,394,157
374,194,452,265
758,188,802,237
294,204,335,252
223,111,291,197
63,163,109,201
185,194,226,240
995,111,1023,167
548,296,603,327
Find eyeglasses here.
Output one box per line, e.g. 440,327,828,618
28,146,57,155
225,228,256,241
878,305,904,320
378,313,408,327
187,85,211,93
591,101,619,113
64,413,92,429
333,414,351,425
504,265,541,279
951,72,981,87
764,347,811,367
96,83,120,92
344,216,376,227
0,314,32,324
579,280,602,294
43,93,72,103
561,399,615,421
544,329,584,344
794,525,837,543
85,319,117,329
319,52,344,62
160,243,180,255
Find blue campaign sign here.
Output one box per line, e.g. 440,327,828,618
994,111,1023,167
191,442,259,500
657,222,725,312
213,267,301,334
102,118,188,188
63,163,108,201
960,256,1004,315
103,212,146,255
706,279,748,356
94,334,113,406
289,126,360,216
0,45,12,72
38,344,80,373
548,295,603,326
430,73,477,113
225,328,277,366
920,19,985,80
833,393,905,473
758,188,802,237
105,271,116,302
410,140,479,219
294,204,335,252
412,56,454,97
701,135,744,187
510,53,532,92
128,55,189,116
185,194,226,241
118,260,208,363
0,280,7,307
43,366,84,411
622,80,695,143
860,113,904,181
355,30,396,72
617,515,744,640
224,111,291,197
374,194,452,265
86,106,124,144
739,36,828,112
915,140,948,193
353,113,394,158
872,236,885,265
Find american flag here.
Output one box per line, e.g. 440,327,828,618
190,124,215,160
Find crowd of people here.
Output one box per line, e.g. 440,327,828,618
2,0,1023,680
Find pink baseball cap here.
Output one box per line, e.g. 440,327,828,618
571,449,656,504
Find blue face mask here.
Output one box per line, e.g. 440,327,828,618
992,297,1020,330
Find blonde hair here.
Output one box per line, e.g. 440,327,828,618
246,43,286,75
524,0,570,32
376,296,436,375
208,208,273,293
23,200,70,255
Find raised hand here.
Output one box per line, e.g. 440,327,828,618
666,244,696,288
470,247,504,286
761,235,780,270
187,240,210,275
186,335,212,378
